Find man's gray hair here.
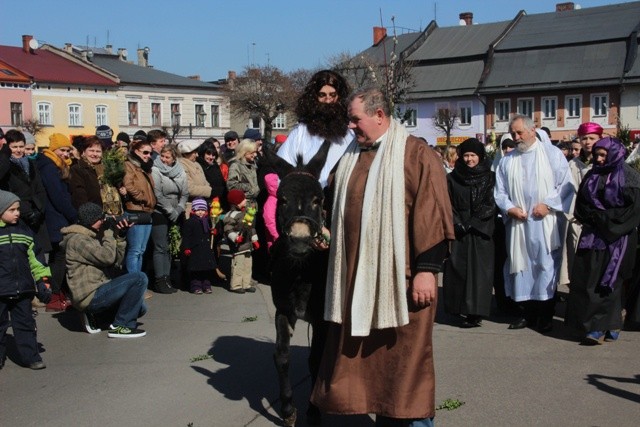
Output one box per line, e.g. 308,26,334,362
509,114,535,130
348,86,391,117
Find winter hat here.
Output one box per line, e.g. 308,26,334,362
0,190,20,215
133,130,147,142
96,125,114,147
178,139,202,154
224,131,239,142
48,133,72,151
274,134,287,144
458,138,485,160
227,189,246,207
243,128,262,141
116,132,131,146
78,202,104,228
191,197,208,212
23,131,36,147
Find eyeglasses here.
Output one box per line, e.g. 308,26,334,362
318,91,338,99
139,150,152,155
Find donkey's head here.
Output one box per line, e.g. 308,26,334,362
262,140,331,259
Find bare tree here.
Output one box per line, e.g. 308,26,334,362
21,118,43,137
433,108,459,148
226,65,298,143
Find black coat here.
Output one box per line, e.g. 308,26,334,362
0,156,51,252
69,158,103,210
197,158,227,209
35,155,77,244
181,216,217,272
443,170,496,317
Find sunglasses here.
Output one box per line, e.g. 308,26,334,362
139,150,152,155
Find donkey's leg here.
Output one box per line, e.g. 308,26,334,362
274,311,297,426
306,319,328,425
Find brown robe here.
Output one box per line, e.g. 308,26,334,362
312,136,454,419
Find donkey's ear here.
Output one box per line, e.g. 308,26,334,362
304,139,331,179
261,143,295,179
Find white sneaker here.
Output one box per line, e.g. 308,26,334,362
82,312,101,334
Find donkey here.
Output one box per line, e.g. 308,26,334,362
262,140,332,426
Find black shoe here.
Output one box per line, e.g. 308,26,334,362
508,318,528,329
537,319,553,333
154,276,175,294
28,360,46,370
460,315,482,328
229,288,246,294
244,286,257,293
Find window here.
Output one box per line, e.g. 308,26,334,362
195,104,206,127
96,105,108,127
250,116,261,129
37,102,52,125
210,105,220,128
458,103,472,126
10,102,23,126
435,103,450,125
566,96,581,118
542,97,556,119
592,94,608,117
517,98,533,119
128,102,138,126
151,103,161,126
273,113,286,129
171,103,181,126
68,103,82,126
495,99,510,121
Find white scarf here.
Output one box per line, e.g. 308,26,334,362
507,140,560,273
325,119,409,336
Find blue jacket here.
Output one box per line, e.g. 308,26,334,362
35,155,78,244
0,220,51,297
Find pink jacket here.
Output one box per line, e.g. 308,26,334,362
263,173,279,250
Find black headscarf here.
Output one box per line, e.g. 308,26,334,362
450,138,495,219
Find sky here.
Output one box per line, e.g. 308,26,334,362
1,0,637,82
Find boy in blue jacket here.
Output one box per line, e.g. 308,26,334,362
0,190,52,370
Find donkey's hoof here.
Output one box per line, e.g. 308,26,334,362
306,403,321,425
282,408,297,426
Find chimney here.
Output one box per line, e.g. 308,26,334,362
373,26,387,45
117,48,127,61
22,35,33,53
459,12,473,25
64,43,73,54
556,2,575,12
228,70,237,80
137,48,147,67
187,75,201,81
105,44,113,54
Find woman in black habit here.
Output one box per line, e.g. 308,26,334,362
566,137,640,344
443,138,496,328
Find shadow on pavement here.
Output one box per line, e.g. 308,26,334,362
586,373,640,403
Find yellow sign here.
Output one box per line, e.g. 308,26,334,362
436,136,469,144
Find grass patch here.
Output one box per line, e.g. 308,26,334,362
242,315,258,322
436,398,465,411
190,354,212,363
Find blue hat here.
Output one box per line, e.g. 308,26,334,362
243,128,262,141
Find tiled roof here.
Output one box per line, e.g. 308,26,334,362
408,21,512,61
0,45,117,86
90,54,221,90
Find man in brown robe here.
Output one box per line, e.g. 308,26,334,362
312,86,454,426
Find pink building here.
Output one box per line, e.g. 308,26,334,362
0,58,32,130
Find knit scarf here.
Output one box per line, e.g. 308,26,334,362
42,148,70,180
506,140,560,273
10,156,30,175
325,118,408,336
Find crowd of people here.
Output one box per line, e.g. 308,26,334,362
0,122,273,369
1,68,640,427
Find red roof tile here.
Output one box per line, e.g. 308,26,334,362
0,45,117,86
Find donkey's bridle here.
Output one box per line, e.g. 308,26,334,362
280,171,323,238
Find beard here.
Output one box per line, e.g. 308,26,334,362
300,102,349,141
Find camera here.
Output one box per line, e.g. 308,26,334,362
104,212,153,230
